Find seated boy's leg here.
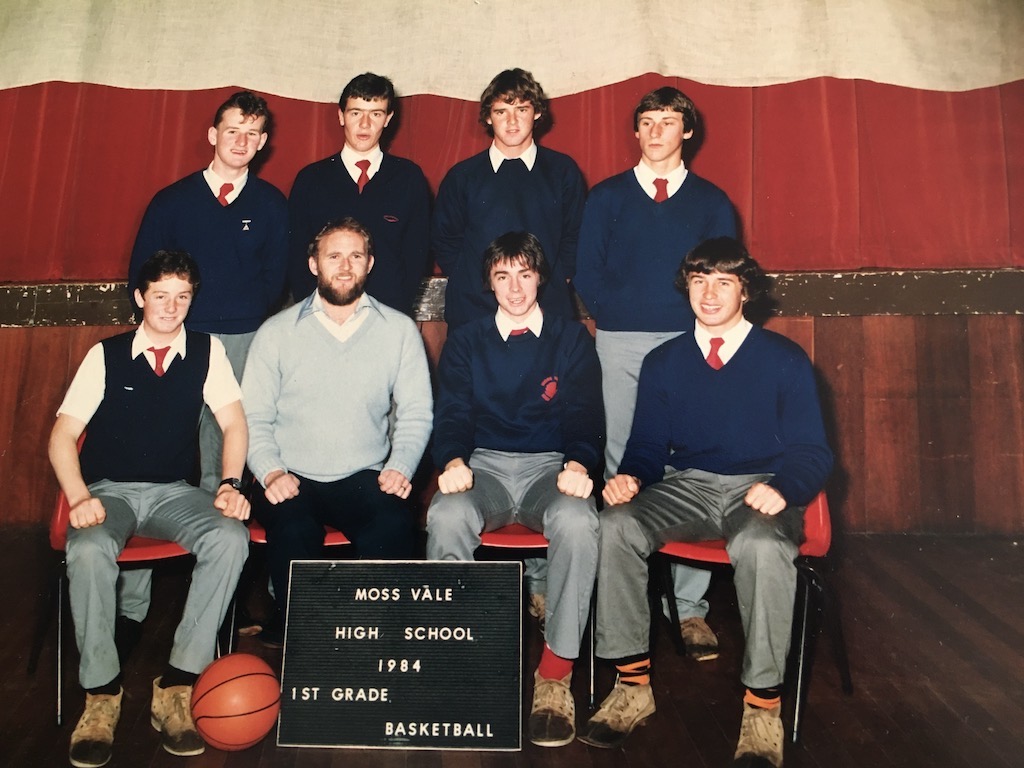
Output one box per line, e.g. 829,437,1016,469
65,482,139,690
138,481,248,676
426,453,514,561
517,457,598,660
722,499,803,691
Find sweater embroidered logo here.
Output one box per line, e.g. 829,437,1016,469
384,215,399,222
242,219,251,231
541,376,559,402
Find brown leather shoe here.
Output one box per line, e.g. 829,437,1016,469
734,702,784,767
528,671,575,747
577,680,655,748
680,617,720,661
151,678,205,756
69,689,122,768
527,592,546,632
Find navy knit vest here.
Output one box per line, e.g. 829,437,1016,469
79,330,211,484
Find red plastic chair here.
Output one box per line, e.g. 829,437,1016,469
29,487,192,725
478,523,597,708
655,491,853,743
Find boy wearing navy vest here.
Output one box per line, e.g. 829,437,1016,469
426,232,603,748
50,251,250,767
579,238,833,767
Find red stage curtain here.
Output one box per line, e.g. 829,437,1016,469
0,75,1021,283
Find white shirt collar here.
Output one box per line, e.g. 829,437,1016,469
693,317,752,366
340,144,385,184
131,325,187,369
311,290,373,342
495,304,544,341
203,163,248,203
489,140,537,172
633,159,688,200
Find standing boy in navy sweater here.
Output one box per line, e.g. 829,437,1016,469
129,91,288,494
579,238,833,768
433,68,586,329
426,232,603,748
288,73,430,313
574,86,738,660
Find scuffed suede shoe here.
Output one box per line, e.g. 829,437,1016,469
577,680,655,749
528,672,575,747
680,616,720,661
734,702,784,767
151,678,205,756
69,689,122,768
527,593,546,632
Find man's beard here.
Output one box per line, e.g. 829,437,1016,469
317,274,366,307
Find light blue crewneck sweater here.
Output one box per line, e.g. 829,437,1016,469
242,292,433,484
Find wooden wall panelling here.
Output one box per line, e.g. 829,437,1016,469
914,315,975,533
814,317,867,533
967,315,1024,534
862,316,923,532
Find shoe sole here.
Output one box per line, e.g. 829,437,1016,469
69,756,111,768
689,648,720,662
576,707,655,749
151,718,206,756
530,733,576,748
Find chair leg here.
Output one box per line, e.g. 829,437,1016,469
802,561,854,695
790,569,813,744
57,566,65,726
588,592,596,710
651,554,686,656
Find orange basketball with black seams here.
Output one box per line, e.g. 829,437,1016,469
190,653,281,751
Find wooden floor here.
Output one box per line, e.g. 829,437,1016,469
6,527,1024,768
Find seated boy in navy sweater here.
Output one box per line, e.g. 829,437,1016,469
579,237,833,768
426,231,603,748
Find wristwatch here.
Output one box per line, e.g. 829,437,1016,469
218,477,243,492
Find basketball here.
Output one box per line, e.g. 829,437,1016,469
190,653,281,751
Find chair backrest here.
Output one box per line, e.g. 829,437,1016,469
799,491,832,558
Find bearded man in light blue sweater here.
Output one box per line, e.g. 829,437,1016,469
242,217,433,646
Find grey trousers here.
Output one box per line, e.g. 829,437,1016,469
118,331,255,620
595,469,804,690
425,450,598,660
595,329,711,619
65,480,248,689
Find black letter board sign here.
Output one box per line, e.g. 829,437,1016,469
277,560,522,750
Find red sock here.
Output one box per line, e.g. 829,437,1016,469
537,644,574,680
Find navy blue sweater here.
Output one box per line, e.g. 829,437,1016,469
80,330,210,485
288,153,431,313
432,314,604,473
574,169,736,332
129,171,288,334
432,147,586,327
619,327,833,506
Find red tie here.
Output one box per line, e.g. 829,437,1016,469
653,178,669,203
217,182,233,207
355,159,371,193
706,337,725,370
147,346,170,376
509,328,530,337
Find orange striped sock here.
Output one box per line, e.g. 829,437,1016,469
615,658,651,686
744,689,781,709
